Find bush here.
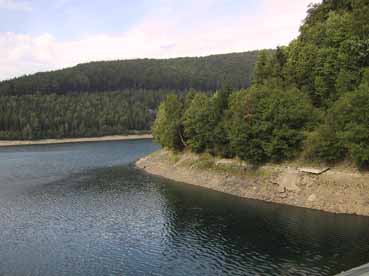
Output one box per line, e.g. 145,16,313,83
226,86,317,165
331,84,369,168
183,91,230,155
303,125,347,163
306,83,369,168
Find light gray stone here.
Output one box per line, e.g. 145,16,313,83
308,194,317,202
275,169,301,192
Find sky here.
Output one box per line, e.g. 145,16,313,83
0,0,320,80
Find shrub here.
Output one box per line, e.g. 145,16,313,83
331,84,369,168
226,85,317,165
306,83,369,168
303,125,347,163
183,91,230,155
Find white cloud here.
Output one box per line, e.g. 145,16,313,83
0,0,32,11
0,0,320,80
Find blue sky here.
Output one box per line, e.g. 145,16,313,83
1,0,260,39
1,0,150,39
0,0,319,80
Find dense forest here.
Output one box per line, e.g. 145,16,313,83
0,90,187,140
0,52,259,96
153,0,369,169
0,51,259,139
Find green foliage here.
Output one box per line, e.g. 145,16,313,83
254,0,369,167
183,94,213,153
152,95,184,150
0,52,259,141
151,0,369,170
226,86,316,164
0,90,176,140
252,50,273,85
183,90,230,155
252,48,286,87
329,84,369,168
0,52,259,96
303,125,347,163
281,0,369,107
306,83,369,168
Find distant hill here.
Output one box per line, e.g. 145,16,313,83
0,51,259,96
0,51,260,140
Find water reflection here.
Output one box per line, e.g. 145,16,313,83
0,140,368,275
159,177,369,276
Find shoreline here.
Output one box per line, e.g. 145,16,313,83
0,134,153,147
136,149,369,217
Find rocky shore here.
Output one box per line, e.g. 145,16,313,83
136,149,369,216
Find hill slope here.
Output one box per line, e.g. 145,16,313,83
0,51,259,96
0,51,259,140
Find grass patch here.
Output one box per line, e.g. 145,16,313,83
167,151,181,164
192,153,216,170
164,149,274,179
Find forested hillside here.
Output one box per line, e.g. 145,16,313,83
153,0,369,169
0,90,185,140
0,52,259,96
0,51,259,139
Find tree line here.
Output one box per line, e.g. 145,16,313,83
0,52,259,96
153,0,369,169
0,89,185,140
0,52,259,140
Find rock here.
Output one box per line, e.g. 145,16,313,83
307,194,317,202
215,159,235,166
275,169,301,192
279,192,288,198
278,186,286,193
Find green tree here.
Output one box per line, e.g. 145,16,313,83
183,89,231,155
183,94,213,153
308,83,369,168
152,95,184,150
226,86,316,165
252,50,273,85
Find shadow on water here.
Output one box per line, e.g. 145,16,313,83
0,140,369,276
156,175,369,276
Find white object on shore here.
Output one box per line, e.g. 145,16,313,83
336,262,369,275
298,167,330,175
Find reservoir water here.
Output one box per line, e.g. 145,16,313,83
0,139,368,276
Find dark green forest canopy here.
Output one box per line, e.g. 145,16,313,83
0,51,259,96
0,89,185,140
0,51,259,140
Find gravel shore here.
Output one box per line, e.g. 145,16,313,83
137,149,369,216
0,134,153,147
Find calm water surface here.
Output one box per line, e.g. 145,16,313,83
0,139,369,276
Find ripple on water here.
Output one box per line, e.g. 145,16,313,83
1,140,369,275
